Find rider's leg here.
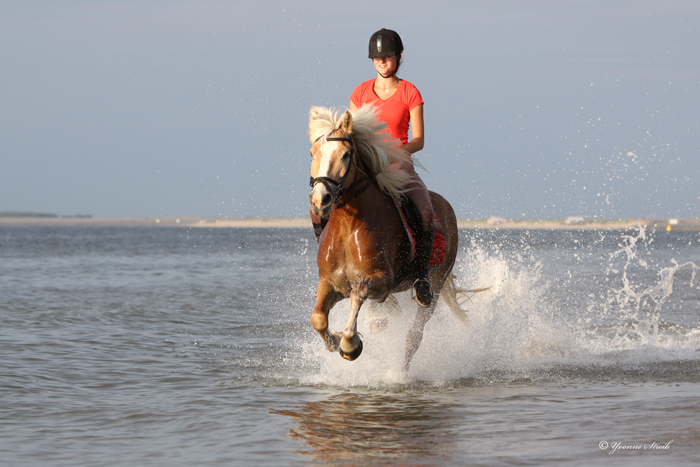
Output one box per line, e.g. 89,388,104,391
402,165,435,307
413,227,435,307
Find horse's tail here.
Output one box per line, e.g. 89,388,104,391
439,271,490,325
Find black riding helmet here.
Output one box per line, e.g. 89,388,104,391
368,28,403,59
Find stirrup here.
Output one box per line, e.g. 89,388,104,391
411,278,434,307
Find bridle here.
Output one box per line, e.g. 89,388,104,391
309,134,375,210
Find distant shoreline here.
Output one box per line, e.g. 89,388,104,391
1,216,699,230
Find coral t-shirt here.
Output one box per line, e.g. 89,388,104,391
350,79,424,145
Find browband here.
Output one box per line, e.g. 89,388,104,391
315,136,352,143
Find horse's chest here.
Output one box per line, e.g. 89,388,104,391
323,241,383,292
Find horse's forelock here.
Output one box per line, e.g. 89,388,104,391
307,106,341,144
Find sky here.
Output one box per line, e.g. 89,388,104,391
1,0,699,219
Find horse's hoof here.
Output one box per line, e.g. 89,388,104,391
339,340,363,361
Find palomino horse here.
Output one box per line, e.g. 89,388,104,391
307,105,470,371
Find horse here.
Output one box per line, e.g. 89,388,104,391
307,105,471,371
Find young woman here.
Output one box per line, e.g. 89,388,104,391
311,28,435,307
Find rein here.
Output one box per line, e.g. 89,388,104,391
309,135,376,210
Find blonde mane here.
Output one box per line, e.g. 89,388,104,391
308,105,422,197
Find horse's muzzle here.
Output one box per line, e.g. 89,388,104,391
309,184,334,217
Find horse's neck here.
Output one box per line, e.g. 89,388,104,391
340,156,386,212
331,178,395,231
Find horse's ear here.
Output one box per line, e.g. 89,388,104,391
341,111,353,135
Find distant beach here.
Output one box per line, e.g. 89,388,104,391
1,216,699,230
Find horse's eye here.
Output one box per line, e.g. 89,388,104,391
342,151,351,161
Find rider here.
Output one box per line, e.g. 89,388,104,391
311,28,435,308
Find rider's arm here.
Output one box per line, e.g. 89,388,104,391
402,104,424,154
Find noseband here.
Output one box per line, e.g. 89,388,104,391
309,135,375,210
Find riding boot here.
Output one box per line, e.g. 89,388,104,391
413,228,435,307
312,217,329,243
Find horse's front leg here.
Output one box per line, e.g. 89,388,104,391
311,279,344,352
339,272,392,361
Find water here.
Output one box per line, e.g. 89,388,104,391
1,225,699,466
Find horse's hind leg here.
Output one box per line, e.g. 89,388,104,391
366,294,401,334
403,302,438,372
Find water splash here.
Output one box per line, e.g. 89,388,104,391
606,226,699,339
287,227,700,388
575,225,700,364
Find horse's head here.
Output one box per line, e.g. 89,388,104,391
308,110,355,218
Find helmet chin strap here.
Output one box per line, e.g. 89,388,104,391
379,68,397,79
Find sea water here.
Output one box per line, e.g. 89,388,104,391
0,226,699,466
